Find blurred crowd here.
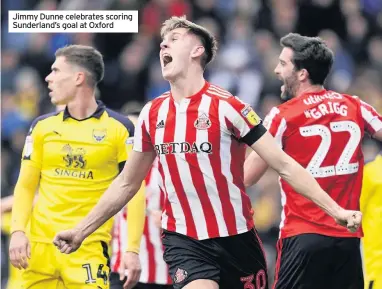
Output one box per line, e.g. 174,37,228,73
2,0,382,285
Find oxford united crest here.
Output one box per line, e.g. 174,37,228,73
92,129,107,143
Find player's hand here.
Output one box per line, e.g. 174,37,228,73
9,231,31,270
119,251,142,289
334,210,362,233
53,228,84,254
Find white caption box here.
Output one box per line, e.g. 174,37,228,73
9,10,138,33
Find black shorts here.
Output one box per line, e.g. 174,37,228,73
109,272,173,289
162,229,268,289
273,234,364,289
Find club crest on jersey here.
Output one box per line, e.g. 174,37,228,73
194,113,211,130
92,129,107,143
241,105,261,126
173,268,188,284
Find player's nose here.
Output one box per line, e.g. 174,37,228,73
160,40,169,50
274,64,281,75
45,72,52,83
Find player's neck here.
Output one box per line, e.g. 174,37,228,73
295,84,325,98
66,89,98,120
169,71,205,103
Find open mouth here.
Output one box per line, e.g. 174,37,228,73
163,54,173,67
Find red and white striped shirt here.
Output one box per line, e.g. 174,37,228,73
263,90,382,239
111,160,172,284
133,81,264,240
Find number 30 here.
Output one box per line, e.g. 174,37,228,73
240,270,266,289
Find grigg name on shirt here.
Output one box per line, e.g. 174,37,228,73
303,92,347,120
304,102,348,119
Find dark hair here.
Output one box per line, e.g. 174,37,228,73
161,16,218,69
55,45,104,86
280,33,334,85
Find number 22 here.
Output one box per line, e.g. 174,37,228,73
300,121,361,178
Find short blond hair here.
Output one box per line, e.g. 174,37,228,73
161,16,218,69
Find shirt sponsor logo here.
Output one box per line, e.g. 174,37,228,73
63,145,87,169
154,141,212,155
55,144,94,179
54,168,94,179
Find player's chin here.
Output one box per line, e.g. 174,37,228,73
162,70,174,81
51,96,65,106
50,96,58,104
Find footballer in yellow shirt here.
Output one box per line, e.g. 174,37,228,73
361,153,382,289
9,45,145,289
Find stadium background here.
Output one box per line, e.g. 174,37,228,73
1,0,382,287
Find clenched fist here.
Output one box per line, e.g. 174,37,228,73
53,228,84,254
334,210,362,233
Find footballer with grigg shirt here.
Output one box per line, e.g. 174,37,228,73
245,33,382,289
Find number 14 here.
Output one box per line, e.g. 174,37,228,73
300,121,361,178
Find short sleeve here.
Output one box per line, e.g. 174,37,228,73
117,124,133,163
359,99,382,136
222,96,266,146
22,119,44,169
106,109,135,163
263,107,287,148
133,102,154,153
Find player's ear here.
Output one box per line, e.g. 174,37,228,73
75,71,86,86
191,45,205,60
298,68,309,82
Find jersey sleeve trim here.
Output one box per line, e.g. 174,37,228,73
106,109,135,137
263,107,286,148
28,111,60,135
360,101,382,135
133,101,154,152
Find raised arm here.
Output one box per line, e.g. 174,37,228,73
225,98,361,232
244,107,282,188
243,152,269,187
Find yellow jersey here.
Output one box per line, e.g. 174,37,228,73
19,101,134,244
361,154,382,288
